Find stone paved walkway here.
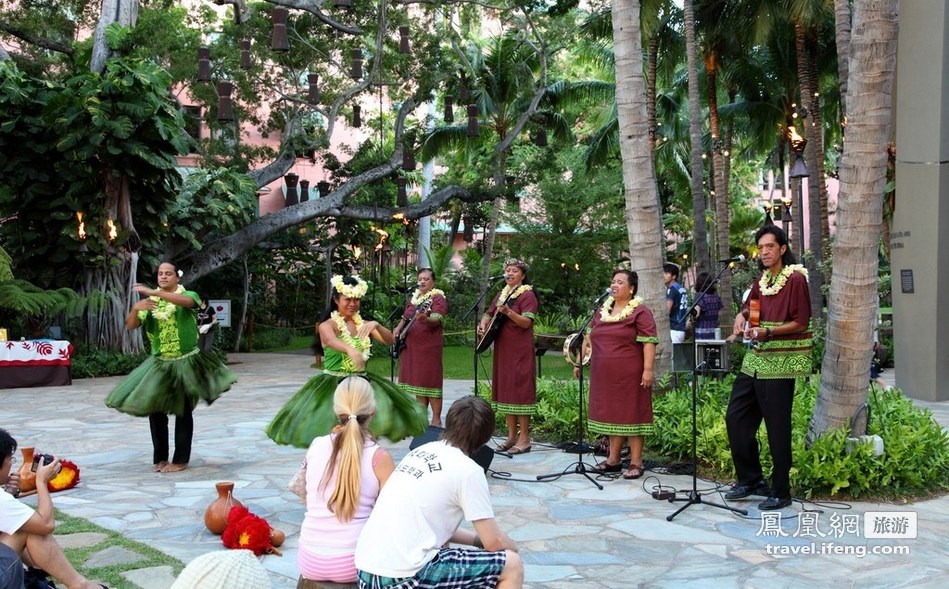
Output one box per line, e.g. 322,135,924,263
3,353,947,588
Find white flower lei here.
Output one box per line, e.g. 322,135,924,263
759,264,808,296
331,274,369,299
331,311,371,364
139,285,186,322
599,296,643,323
411,288,444,307
497,283,532,303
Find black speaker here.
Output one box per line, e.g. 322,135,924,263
409,425,494,472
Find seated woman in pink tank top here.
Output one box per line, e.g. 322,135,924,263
296,377,395,584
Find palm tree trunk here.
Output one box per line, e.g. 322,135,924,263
834,0,852,115
808,43,832,254
683,0,710,271
808,0,898,441
647,33,659,162
794,21,826,321
612,0,670,375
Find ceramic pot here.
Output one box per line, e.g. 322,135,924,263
18,447,37,494
204,481,244,535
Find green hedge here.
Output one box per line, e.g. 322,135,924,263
479,374,949,500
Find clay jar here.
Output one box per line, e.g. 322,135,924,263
204,481,244,535
18,447,37,495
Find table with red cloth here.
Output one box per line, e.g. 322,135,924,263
0,340,73,389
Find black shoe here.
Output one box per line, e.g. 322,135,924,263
724,481,770,500
758,496,792,510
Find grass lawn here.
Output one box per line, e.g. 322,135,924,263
53,508,184,588
272,339,575,381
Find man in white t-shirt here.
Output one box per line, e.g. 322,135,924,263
354,397,523,589
1,428,106,589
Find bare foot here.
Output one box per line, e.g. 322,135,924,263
160,462,188,473
153,461,169,472
431,421,443,428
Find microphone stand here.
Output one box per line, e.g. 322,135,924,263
667,260,747,520
387,287,412,382
462,278,504,404
537,289,611,489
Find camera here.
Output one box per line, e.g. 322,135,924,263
30,453,55,473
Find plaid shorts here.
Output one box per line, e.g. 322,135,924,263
358,548,507,589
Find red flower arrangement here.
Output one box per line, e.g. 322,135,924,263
221,505,280,556
47,459,80,493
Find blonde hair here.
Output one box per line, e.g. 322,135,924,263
320,376,376,523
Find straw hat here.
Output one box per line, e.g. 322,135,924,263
170,550,271,589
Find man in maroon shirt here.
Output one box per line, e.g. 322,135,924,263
724,224,812,511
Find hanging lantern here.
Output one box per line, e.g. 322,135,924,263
396,177,408,207
443,96,454,123
350,48,363,80
271,8,290,53
299,179,310,203
240,40,251,69
466,104,479,138
317,180,331,198
402,143,415,171
307,73,320,105
399,26,411,55
197,47,211,82
462,214,474,242
352,104,361,128
459,72,469,102
284,172,299,206
216,82,234,122
533,127,548,147
333,0,353,8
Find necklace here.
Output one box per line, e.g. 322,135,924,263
759,264,808,296
331,311,371,369
139,285,186,322
497,283,532,303
599,296,642,323
411,288,444,307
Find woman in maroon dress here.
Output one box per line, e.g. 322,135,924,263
477,258,538,454
393,268,448,426
578,270,658,479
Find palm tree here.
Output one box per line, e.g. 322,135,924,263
611,0,670,374
682,0,711,272
808,0,898,441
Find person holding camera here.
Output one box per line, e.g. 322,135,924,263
1,428,108,589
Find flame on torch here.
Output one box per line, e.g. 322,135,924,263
77,212,86,239
107,218,118,242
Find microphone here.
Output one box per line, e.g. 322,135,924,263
594,288,612,303
719,254,745,264
489,275,506,281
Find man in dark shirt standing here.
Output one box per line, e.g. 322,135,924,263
724,224,812,511
664,262,689,343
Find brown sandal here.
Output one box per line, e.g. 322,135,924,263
497,440,516,452
509,445,532,455
623,464,644,479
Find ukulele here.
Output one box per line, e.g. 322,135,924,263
391,298,434,359
748,298,760,328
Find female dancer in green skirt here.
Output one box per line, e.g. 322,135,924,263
267,275,426,448
106,262,236,472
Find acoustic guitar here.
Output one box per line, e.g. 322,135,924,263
391,298,434,359
475,289,518,354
